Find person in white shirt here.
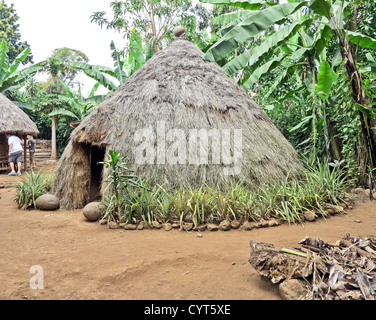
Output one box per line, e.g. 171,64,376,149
6,134,23,176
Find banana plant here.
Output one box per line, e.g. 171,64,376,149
0,39,42,94
200,0,376,95
69,30,151,99
201,0,376,181
48,80,97,121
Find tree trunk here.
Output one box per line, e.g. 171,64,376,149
149,0,160,53
335,5,376,183
326,116,342,161
341,44,376,183
51,115,57,160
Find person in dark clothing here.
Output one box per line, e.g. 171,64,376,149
28,136,36,168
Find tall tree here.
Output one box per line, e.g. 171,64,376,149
0,0,33,64
50,47,89,88
38,48,89,160
90,0,211,53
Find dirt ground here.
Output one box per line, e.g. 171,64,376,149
1,163,376,300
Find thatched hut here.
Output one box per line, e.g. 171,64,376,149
0,93,39,172
53,32,303,209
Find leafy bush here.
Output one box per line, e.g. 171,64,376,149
14,169,53,210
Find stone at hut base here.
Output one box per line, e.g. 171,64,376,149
163,223,173,231
219,220,232,231
83,202,105,222
207,223,219,231
303,210,316,222
231,220,241,229
151,221,162,229
36,194,60,211
108,221,119,229
241,221,254,231
171,222,180,229
124,224,138,230
182,222,194,231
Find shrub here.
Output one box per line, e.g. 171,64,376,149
14,169,53,210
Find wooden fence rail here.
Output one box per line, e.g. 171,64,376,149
0,139,52,172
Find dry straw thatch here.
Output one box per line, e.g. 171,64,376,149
53,37,303,209
0,93,39,137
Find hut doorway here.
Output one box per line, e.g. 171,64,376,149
89,145,105,203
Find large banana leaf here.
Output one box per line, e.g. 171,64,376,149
69,61,118,91
310,0,332,20
0,39,10,76
0,63,43,93
8,47,30,75
243,55,286,90
204,2,307,62
128,31,146,74
316,60,337,100
48,108,78,119
347,31,376,50
217,11,257,38
223,20,312,75
366,53,376,77
200,0,266,11
212,10,251,25
110,41,127,85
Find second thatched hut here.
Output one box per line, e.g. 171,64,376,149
53,33,303,209
0,93,39,172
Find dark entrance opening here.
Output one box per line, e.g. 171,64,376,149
89,145,105,203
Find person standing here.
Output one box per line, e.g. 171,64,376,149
6,134,23,176
28,136,36,168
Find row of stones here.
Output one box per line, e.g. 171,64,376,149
100,218,285,231
84,200,347,231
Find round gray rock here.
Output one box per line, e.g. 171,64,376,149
83,202,105,222
36,194,60,211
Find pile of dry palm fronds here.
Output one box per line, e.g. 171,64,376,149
249,234,376,300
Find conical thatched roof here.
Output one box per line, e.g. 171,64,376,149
53,37,303,209
0,93,39,136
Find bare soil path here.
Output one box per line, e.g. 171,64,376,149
1,164,376,300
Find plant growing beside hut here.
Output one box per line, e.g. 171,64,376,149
98,151,352,227
100,150,143,222
14,169,53,210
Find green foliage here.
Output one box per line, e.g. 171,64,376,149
49,47,89,87
0,1,33,64
14,169,53,210
90,0,211,52
50,80,97,121
100,150,142,222
316,60,338,100
203,2,306,63
69,33,150,97
201,0,376,183
101,153,351,226
0,39,42,95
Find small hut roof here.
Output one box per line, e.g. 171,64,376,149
0,93,39,136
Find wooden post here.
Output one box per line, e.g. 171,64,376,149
23,137,27,171
51,115,57,160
